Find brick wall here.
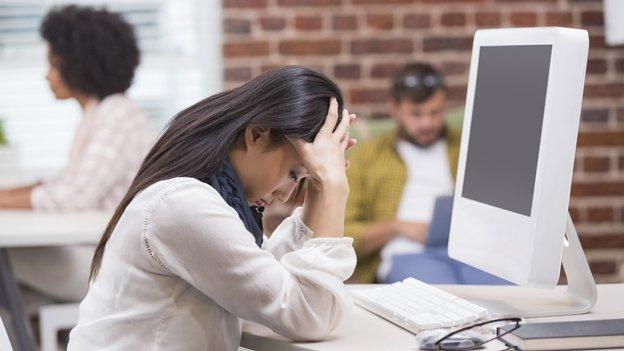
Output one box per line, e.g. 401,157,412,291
222,0,624,283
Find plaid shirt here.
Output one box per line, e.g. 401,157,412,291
31,94,154,211
345,128,460,283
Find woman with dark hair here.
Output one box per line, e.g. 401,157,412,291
68,66,358,350
0,5,153,302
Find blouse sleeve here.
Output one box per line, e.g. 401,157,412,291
142,180,356,341
261,207,313,260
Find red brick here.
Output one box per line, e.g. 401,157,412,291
294,16,323,31
423,36,472,52
581,10,604,26
371,63,400,78
571,181,624,196
441,12,466,27
615,58,624,74
589,261,617,275
580,234,624,249
586,58,607,75
224,0,267,8
278,0,339,5
260,17,286,31
545,11,573,26
224,66,253,82
589,34,607,49
440,61,468,76
581,108,609,123
351,38,413,55
332,15,357,31
578,131,624,146
260,64,282,73
509,11,538,27
569,206,582,223
573,155,580,172
620,154,624,171
278,39,341,56
447,85,467,101
583,83,624,99
352,0,414,4
350,88,389,103
367,13,394,30
404,14,431,29
423,0,484,2
586,207,614,222
223,41,269,58
223,18,251,35
567,0,601,3
496,0,556,3
333,64,361,79
475,12,501,27
584,156,611,172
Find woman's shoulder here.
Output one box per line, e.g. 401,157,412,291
139,177,217,202
134,177,234,219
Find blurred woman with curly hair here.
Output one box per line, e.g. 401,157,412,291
0,5,154,303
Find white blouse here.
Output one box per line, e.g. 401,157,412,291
68,177,357,350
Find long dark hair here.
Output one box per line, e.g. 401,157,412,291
89,66,344,280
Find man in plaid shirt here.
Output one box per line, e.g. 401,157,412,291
345,63,461,284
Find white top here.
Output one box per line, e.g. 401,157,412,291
68,177,357,351
377,140,453,280
31,94,154,210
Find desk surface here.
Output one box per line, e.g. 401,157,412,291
242,284,624,351
0,210,108,247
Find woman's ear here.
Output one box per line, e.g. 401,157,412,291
244,126,272,153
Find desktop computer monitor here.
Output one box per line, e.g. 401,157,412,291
448,28,593,299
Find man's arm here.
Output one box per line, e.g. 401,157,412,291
344,149,401,258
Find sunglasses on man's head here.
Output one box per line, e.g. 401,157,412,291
400,73,443,89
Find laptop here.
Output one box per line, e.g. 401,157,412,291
425,196,454,248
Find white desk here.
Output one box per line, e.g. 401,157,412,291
242,284,624,350
0,209,108,351
0,210,109,247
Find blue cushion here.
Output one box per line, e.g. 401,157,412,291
384,248,512,285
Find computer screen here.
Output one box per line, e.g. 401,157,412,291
461,45,552,217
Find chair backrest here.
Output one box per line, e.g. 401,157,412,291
0,316,13,351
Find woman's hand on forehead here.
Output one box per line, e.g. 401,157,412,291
289,98,357,186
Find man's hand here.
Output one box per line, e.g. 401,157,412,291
394,220,429,244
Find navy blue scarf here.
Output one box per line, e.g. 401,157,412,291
208,159,264,247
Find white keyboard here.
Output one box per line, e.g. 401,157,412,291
352,278,490,334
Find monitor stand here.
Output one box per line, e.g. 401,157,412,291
450,212,598,318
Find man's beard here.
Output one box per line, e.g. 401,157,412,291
398,126,447,148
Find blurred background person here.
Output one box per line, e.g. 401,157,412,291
344,63,460,284
0,5,154,304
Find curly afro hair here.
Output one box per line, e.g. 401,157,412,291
40,5,140,99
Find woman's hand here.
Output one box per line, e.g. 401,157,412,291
291,98,356,192
291,97,357,238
